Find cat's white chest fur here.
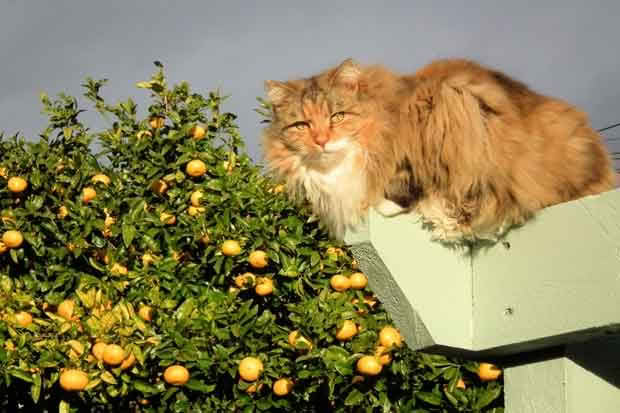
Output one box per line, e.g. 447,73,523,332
309,150,358,187
299,145,367,238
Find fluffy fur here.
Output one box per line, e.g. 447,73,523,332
261,58,616,242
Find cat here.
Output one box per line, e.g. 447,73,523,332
261,58,616,243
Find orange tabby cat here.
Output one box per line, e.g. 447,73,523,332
261,58,616,242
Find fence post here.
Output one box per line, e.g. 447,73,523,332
345,189,620,412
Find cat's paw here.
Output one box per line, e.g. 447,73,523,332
374,199,407,217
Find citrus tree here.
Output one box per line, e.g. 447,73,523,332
0,63,503,412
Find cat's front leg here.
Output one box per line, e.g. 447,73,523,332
374,198,408,217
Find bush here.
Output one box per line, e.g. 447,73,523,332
0,63,503,412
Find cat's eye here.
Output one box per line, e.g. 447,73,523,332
287,121,309,131
331,112,346,123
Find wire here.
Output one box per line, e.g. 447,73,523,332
598,122,620,133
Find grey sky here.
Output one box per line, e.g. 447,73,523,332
1,0,618,169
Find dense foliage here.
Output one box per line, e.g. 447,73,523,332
0,64,503,412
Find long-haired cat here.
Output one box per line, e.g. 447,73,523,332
261,58,616,242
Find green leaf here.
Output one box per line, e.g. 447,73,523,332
100,371,117,385
417,391,443,406
345,388,365,406
185,380,215,393
174,298,196,321
59,400,70,413
30,373,42,403
133,380,162,395
473,385,502,410
122,223,136,248
9,369,33,383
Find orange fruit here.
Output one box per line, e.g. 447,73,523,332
110,263,128,276
221,240,241,256
228,286,240,295
59,369,89,391
287,330,300,346
57,299,75,320
82,187,96,203
379,326,402,348
187,206,205,216
92,342,107,361
186,159,207,177
200,233,210,245
375,346,392,365
456,378,466,389
142,253,158,267
190,125,206,140
330,274,351,292
0,242,7,254
160,212,176,225
171,250,183,262
137,130,152,139
15,311,32,327
4,340,15,352
7,177,28,193
335,320,358,341
149,117,165,129
2,230,23,248
363,296,378,308
120,352,136,370
234,272,256,288
273,378,294,396
477,362,502,382
150,179,168,195
102,344,126,365
349,272,368,289
238,357,263,381
245,382,264,394
99,252,110,265
356,355,383,376
138,305,153,322
326,247,344,257
190,190,203,206
164,365,190,386
254,277,274,296
222,160,231,171
104,215,116,227
57,205,69,219
0,167,7,178
288,330,313,351
248,250,269,269
91,174,110,186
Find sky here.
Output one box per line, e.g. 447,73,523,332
0,0,618,169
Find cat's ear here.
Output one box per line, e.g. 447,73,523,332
264,80,290,106
330,58,362,91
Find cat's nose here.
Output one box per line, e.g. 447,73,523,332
313,134,329,148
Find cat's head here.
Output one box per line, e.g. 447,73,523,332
261,59,399,238
261,59,374,175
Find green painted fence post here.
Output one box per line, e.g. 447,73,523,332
345,189,620,412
